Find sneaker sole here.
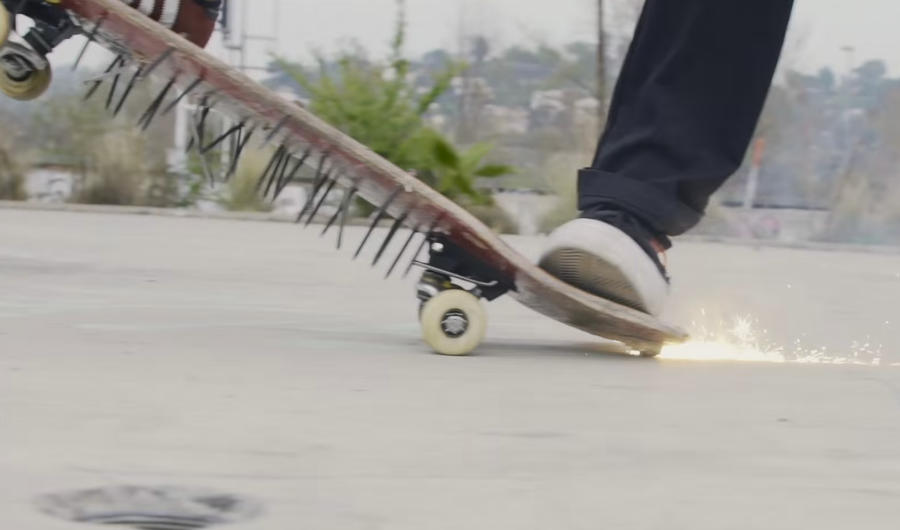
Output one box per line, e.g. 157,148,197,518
539,247,647,312
538,218,669,316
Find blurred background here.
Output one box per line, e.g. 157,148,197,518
7,6,900,529
4,0,900,245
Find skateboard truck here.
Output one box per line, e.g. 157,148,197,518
413,233,513,356
0,0,76,100
415,233,513,300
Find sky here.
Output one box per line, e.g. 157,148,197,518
46,0,900,78
214,0,900,75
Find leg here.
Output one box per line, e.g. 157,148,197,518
541,0,794,316
582,0,795,236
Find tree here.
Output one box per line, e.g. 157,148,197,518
274,0,514,207
596,0,606,127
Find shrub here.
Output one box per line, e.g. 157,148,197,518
0,143,26,200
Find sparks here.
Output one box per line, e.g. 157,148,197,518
658,312,885,366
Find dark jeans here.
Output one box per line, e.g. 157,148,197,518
580,0,795,236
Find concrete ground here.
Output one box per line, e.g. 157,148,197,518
2,207,900,529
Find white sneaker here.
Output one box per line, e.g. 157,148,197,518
539,218,669,316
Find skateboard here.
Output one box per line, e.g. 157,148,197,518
1,0,688,356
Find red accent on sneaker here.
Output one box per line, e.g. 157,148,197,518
650,238,668,269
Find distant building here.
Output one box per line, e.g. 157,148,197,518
573,97,601,140
25,158,79,203
529,89,567,129
426,113,449,131
452,76,494,101
482,105,529,136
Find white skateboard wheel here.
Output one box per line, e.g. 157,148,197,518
0,61,52,101
420,290,487,356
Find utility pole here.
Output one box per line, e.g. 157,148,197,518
596,0,607,130
221,0,280,75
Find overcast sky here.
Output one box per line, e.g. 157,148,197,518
52,0,900,78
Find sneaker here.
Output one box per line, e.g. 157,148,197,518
539,208,670,316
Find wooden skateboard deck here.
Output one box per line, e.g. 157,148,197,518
46,0,687,354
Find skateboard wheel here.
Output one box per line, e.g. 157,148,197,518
639,344,663,358
0,62,51,101
0,4,9,49
420,290,486,356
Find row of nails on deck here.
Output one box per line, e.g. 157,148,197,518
76,27,439,279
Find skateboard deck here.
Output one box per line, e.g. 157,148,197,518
15,0,688,355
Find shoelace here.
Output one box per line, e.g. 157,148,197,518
582,206,671,281
649,238,668,269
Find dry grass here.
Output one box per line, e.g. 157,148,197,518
537,151,589,233
820,171,900,244
74,130,158,205
219,149,274,213
0,142,26,201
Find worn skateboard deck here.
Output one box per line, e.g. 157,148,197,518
52,0,687,353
